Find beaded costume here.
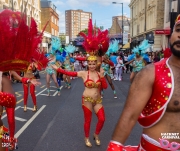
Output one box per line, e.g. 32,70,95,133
0,9,48,150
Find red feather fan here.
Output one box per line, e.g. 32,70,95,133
79,19,109,55
0,9,48,72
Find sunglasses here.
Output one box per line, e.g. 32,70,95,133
159,138,180,150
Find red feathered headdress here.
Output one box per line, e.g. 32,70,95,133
174,14,180,30
0,9,48,72
79,19,109,56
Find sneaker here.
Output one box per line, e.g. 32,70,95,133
114,95,117,99
119,78,122,81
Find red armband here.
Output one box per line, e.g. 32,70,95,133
75,57,87,61
107,141,124,151
101,77,108,89
21,77,30,84
109,61,114,67
0,92,16,108
57,68,77,77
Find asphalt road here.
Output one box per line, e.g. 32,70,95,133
2,71,142,151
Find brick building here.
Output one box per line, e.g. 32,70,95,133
41,0,59,52
0,0,41,30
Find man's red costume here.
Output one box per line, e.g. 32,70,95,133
107,58,173,151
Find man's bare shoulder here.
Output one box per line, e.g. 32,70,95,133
133,64,155,85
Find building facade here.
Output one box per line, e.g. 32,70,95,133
41,0,59,52
162,0,180,49
109,16,130,44
0,0,41,30
65,9,92,40
129,0,165,51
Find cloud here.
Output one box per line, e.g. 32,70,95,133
53,1,65,6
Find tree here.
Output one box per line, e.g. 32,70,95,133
77,28,88,36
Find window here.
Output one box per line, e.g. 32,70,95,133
51,16,53,22
52,28,54,35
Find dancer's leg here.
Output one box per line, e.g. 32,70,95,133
23,84,28,111
106,75,117,98
82,99,93,147
46,74,51,96
30,84,37,111
52,73,60,95
93,104,105,146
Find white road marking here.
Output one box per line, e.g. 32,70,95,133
35,88,47,96
15,117,27,122
15,105,46,138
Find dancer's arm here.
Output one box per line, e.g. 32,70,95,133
107,65,154,150
99,68,108,89
51,64,85,78
103,57,114,67
10,71,41,86
74,56,87,61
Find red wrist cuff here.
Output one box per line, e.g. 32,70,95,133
107,141,123,151
21,78,30,84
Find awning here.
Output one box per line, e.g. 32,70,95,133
122,43,130,49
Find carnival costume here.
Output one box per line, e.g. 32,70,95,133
107,14,180,151
101,40,119,98
62,45,76,88
0,9,48,150
46,37,61,95
46,37,61,75
128,40,150,73
54,19,109,147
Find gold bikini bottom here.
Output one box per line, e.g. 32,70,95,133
82,96,102,104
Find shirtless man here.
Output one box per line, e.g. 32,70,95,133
107,14,180,151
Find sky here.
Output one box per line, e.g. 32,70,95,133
51,0,131,33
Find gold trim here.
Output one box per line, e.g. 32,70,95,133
0,60,29,66
87,56,97,61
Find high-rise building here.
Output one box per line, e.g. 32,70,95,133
109,16,130,44
0,0,41,30
65,9,92,40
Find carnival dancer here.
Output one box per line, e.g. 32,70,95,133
74,21,111,71
101,40,119,98
126,40,150,83
62,45,76,89
107,15,180,151
0,9,47,150
45,37,61,96
115,55,124,81
23,60,44,112
52,19,109,147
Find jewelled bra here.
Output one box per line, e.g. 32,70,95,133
84,71,101,88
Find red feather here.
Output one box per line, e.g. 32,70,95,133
80,19,109,55
0,10,47,72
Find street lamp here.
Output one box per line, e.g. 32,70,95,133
112,2,124,46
